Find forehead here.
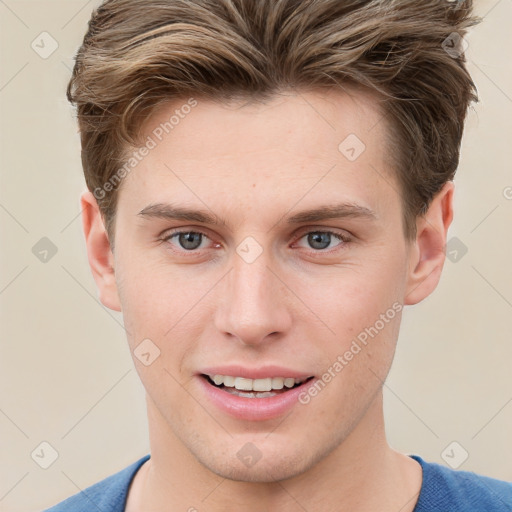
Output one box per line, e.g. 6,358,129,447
138,87,387,161
118,88,399,224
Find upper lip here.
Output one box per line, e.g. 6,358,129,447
199,365,314,380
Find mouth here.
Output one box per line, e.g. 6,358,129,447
197,365,317,421
201,374,314,398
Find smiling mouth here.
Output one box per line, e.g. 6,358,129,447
201,374,315,398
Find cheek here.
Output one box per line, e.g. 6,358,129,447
296,250,405,385
116,254,187,316
114,257,167,349
304,260,405,335
115,257,211,367
308,308,401,424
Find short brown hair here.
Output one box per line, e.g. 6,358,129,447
67,0,480,242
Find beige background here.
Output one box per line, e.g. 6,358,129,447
0,1,511,510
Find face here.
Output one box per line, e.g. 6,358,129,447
94,88,438,482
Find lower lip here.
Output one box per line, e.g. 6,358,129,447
197,376,315,421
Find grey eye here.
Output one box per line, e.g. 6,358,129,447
175,232,204,250
306,232,337,250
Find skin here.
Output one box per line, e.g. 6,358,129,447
81,88,454,511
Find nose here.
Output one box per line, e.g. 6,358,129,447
213,247,292,347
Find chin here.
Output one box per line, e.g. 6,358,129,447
194,443,316,483
208,460,308,483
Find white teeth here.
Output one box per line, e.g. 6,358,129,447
234,377,253,391
284,378,296,388
271,377,284,389
223,375,236,387
224,389,278,398
253,378,272,392
212,375,224,386
208,374,308,392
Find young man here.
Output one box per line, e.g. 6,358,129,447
44,0,512,511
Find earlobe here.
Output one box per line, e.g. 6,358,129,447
81,190,122,312
404,181,455,306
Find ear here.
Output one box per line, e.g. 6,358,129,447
81,190,122,312
404,181,455,306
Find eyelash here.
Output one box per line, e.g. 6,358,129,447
159,228,352,256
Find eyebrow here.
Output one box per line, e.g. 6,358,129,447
137,202,377,228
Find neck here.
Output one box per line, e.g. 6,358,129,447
126,392,422,512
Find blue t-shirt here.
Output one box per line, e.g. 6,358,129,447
42,454,512,511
